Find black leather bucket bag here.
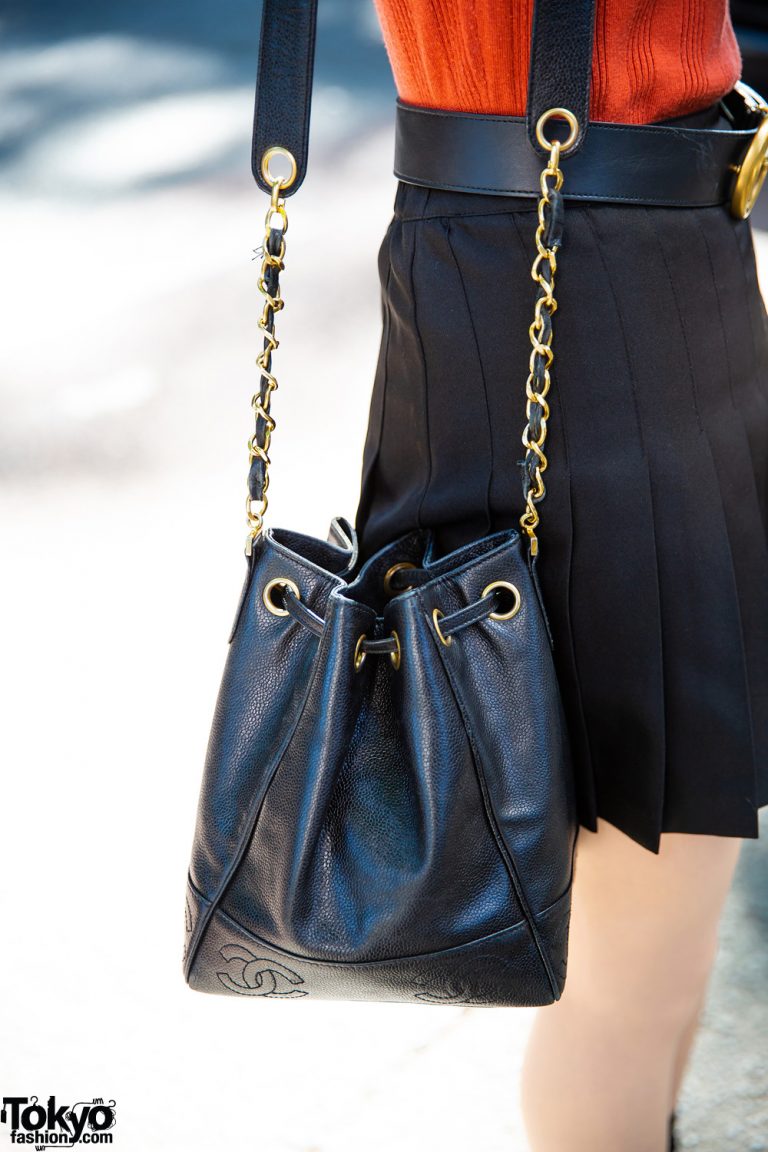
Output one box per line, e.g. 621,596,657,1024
181,0,592,1006
183,516,576,1004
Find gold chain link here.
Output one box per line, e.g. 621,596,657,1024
246,179,289,553
519,122,571,558
246,132,572,559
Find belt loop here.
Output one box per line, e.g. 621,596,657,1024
398,183,430,220
415,184,431,217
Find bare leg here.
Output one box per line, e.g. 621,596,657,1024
669,983,708,1106
520,818,742,1152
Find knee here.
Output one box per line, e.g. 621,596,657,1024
561,917,721,1035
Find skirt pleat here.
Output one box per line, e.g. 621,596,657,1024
730,204,768,546
719,207,768,810
353,171,768,852
411,212,496,536
595,204,756,841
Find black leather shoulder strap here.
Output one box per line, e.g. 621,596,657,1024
251,0,597,192
526,0,597,157
252,0,318,196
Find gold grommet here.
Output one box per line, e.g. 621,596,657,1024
383,561,418,596
389,630,401,670
432,607,452,647
481,580,522,621
353,633,367,671
535,107,579,154
262,576,300,617
260,145,298,190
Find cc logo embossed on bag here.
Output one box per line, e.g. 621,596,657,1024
216,944,308,997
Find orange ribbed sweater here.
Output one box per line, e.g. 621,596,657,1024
372,0,742,123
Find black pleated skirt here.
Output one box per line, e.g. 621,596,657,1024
353,101,768,852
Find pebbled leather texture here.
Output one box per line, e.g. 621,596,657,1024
526,0,597,157
185,875,571,1005
252,0,318,196
393,97,761,207
183,521,577,1006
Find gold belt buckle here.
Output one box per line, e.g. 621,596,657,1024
729,80,768,219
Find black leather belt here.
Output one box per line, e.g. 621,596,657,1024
251,0,768,220
393,83,768,215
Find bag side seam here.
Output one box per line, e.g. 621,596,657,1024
183,623,329,981
186,870,572,969
423,604,561,1000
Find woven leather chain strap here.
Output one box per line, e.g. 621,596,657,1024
247,0,595,557
520,122,569,557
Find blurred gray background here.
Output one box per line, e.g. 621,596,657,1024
0,3,765,1150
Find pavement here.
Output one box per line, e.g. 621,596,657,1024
0,4,766,1149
